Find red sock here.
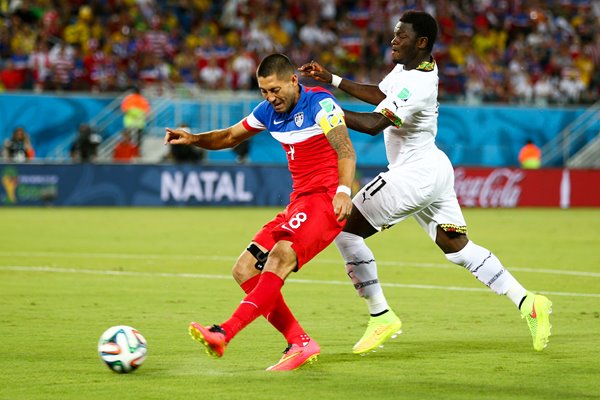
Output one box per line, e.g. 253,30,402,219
221,271,284,342
241,274,307,346
239,274,261,294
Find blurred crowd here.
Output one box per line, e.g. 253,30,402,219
0,0,599,105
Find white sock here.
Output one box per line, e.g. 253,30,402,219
445,240,526,307
335,232,390,315
506,284,528,309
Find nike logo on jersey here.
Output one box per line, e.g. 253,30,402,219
274,120,284,125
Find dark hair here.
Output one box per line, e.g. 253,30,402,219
400,10,438,52
256,53,295,79
11,126,26,139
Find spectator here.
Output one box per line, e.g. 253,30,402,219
9,45,30,88
246,18,280,54
211,36,235,69
0,60,25,90
137,53,170,90
199,55,226,90
28,39,51,92
120,86,151,147
559,68,586,104
518,139,542,169
262,13,291,50
49,42,74,91
142,16,173,59
298,12,336,50
70,123,101,163
231,47,257,90
533,73,554,106
3,127,35,162
172,45,199,85
62,5,94,52
112,129,139,162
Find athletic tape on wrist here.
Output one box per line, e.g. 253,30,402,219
336,185,351,196
331,74,342,88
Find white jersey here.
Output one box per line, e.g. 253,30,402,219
374,61,439,169
354,59,467,238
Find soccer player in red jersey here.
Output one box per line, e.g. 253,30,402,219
164,53,356,370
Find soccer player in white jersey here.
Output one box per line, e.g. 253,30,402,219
164,53,356,370
300,10,552,353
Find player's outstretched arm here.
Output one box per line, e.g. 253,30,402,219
298,61,385,106
164,121,257,150
326,125,356,221
342,109,393,136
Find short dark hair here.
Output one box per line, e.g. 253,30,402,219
256,53,295,79
400,10,438,52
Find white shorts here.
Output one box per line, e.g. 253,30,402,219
353,148,467,241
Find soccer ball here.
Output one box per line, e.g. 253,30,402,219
98,325,147,373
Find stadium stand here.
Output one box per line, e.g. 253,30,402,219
0,0,598,105
1,1,599,167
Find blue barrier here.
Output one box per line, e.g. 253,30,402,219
0,93,114,158
0,163,294,206
0,163,388,207
0,93,587,167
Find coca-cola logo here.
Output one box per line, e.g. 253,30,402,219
454,168,524,208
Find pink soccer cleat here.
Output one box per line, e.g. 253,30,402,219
189,322,227,358
266,339,320,371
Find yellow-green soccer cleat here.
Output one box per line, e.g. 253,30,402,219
520,292,553,351
353,310,402,354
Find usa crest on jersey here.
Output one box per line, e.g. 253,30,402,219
294,112,304,127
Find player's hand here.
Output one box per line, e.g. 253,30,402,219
164,128,194,145
333,193,353,221
298,61,333,84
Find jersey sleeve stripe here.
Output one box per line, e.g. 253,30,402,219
242,117,264,132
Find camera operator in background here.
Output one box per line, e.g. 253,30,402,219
70,124,101,163
3,127,35,162
165,123,206,164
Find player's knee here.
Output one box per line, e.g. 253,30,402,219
232,249,260,283
334,231,363,256
231,259,255,284
246,243,269,271
445,240,486,269
436,227,469,254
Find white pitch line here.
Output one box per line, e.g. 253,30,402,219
1,251,599,278
1,265,599,298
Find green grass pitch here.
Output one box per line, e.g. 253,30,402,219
1,207,599,400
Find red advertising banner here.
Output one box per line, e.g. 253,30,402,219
569,169,600,207
454,168,600,208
